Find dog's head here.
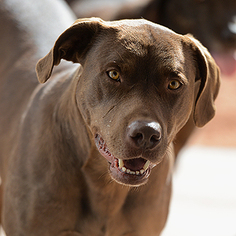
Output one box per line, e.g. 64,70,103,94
36,18,220,186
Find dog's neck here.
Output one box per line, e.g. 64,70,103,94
82,145,130,217
46,65,92,165
81,144,174,223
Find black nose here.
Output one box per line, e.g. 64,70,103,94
127,120,162,150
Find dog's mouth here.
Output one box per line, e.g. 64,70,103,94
95,134,155,186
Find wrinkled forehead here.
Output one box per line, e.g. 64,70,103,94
120,24,183,58
94,20,188,72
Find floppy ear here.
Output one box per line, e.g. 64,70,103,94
186,35,221,127
36,17,105,83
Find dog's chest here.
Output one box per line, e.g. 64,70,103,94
78,196,165,236
78,194,168,236
77,166,171,236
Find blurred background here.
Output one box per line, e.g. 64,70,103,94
1,0,236,235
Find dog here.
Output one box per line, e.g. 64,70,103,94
0,1,220,235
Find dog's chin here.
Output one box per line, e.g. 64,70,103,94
95,134,156,187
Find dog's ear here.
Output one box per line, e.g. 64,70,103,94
36,17,106,83
186,35,221,127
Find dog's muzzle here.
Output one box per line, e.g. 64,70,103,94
95,121,162,186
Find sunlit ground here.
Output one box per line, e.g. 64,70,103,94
162,146,236,236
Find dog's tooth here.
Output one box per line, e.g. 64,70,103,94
140,169,145,174
143,160,150,171
118,159,124,168
119,164,145,176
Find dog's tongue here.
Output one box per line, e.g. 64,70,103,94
212,51,236,76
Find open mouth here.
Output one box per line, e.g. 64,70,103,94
95,134,153,186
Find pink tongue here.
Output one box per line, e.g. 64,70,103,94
212,51,236,76
123,158,146,171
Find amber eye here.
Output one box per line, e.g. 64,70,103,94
168,80,182,90
107,70,120,81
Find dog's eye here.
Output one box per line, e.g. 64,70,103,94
168,80,182,90
107,70,120,82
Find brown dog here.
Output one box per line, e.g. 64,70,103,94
0,9,220,236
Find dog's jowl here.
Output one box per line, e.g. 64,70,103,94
0,16,220,236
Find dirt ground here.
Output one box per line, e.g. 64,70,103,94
188,73,236,148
